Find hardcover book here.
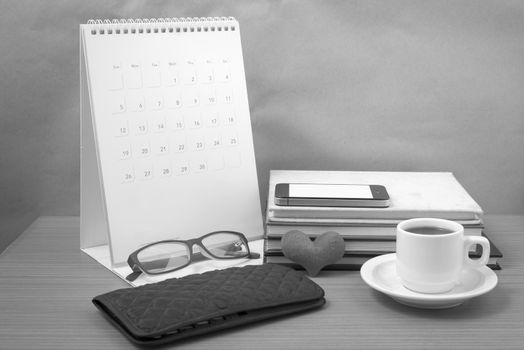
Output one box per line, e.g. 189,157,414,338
267,170,483,221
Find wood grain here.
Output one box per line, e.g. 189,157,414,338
0,216,522,349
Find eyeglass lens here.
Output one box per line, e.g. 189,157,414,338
201,232,249,258
137,242,190,273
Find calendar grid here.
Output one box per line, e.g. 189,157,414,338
107,57,243,184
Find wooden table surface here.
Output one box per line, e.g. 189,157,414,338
0,216,523,349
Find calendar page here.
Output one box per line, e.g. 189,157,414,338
81,18,263,265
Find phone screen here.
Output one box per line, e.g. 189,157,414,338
288,184,373,199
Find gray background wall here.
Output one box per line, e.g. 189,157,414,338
1,0,523,252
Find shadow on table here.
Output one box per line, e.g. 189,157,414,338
369,284,510,320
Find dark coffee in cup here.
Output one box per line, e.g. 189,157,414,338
405,226,455,235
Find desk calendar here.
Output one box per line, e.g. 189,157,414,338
80,17,264,277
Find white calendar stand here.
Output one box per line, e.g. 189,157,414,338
80,17,264,284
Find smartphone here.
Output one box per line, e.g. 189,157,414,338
274,183,390,207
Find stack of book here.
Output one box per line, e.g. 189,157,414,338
264,170,502,270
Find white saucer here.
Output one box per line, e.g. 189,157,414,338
360,253,498,309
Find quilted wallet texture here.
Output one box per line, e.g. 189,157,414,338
93,264,325,346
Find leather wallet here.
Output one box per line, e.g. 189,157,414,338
93,264,325,346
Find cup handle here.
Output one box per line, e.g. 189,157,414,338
463,236,490,269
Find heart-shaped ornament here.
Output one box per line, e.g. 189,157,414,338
281,230,345,276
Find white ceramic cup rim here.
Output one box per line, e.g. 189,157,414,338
397,218,463,238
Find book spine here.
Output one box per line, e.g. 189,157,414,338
269,208,481,221
266,215,484,227
263,260,364,271
265,224,483,239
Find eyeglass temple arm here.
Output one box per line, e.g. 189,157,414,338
126,255,143,282
125,270,142,282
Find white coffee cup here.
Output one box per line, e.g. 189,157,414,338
396,218,490,294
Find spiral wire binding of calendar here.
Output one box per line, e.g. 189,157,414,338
87,17,237,35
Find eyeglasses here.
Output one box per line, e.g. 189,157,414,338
125,231,260,282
